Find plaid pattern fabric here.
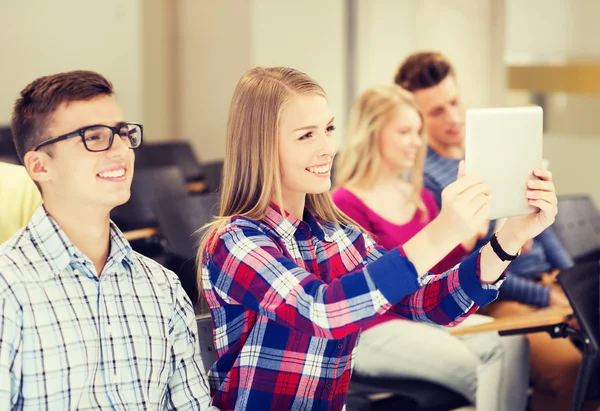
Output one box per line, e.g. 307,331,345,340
0,206,217,410
202,205,504,410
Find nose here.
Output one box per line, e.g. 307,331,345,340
318,132,337,160
107,133,131,157
448,105,464,126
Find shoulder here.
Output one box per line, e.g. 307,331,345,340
0,163,37,189
132,252,180,283
0,230,39,305
0,162,27,175
206,216,283,263
220,216,278,242
331,186,352,202
130,251,188,301
420,188,437,205
331,186,370,214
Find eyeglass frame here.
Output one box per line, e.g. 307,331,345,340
33,122,144,152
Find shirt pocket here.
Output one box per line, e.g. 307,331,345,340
112,334,172,405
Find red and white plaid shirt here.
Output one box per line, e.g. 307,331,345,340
202,204,504,410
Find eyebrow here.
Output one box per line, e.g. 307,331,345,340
293,117,335,132
428,105,444,115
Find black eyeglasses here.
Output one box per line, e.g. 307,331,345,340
34,122,143,152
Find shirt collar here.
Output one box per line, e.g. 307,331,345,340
27,205,135,277
263,203,331,242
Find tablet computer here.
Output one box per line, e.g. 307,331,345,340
465,106,543,220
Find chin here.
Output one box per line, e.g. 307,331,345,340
445,134,463,145
306,182,331,195
109,191,131,208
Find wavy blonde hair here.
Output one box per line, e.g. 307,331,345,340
335,84,428,218
197,67,360,291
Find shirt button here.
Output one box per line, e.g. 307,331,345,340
337,342,343,349
326,383,332,390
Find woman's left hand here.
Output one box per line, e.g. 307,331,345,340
502,168,558,244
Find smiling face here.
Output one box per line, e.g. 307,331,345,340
277,93,336,209
26,95,134,213
378,104,423,173
413,75,465,149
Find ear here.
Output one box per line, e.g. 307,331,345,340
23,150,52,185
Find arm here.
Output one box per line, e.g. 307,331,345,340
405,171,513,282
536,228,574,270
498,272,550,307
205,226,421,340
393,249,504,326
206,220,508,338
468,168,559,287
0,294,23,409
421,190,470,273
411,165,560,284
474,220,495,250
166,282,218,411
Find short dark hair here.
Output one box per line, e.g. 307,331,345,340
11,70,113,162
394,52,455,92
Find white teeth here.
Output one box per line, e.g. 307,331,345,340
98,168,125,179
306,165,330,174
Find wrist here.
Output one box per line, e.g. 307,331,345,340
495,226,526,256
430,215,463,250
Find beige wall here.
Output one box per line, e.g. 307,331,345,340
176,0,347,161
252,0,348,147
4,0,598,207
354,0,417,98
140,0,176,141
0,0,143,124
505,0,600,205
355,0,506,109
176,0,253,162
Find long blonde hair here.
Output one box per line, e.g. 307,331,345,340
335,84,428,217
197,67,360,285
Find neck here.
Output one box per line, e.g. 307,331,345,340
43,199,112,276
275,191,306,221
371,162,406,189
429,138,464,160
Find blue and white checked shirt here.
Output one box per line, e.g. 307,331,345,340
0,206,217,410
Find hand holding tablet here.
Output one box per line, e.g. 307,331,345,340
465,106,544,220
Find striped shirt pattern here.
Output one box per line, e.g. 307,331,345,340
0,206,217,410
424,146,574,306
202,204,504,410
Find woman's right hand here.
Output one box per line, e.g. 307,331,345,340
403,161,491,275
438,161,492,244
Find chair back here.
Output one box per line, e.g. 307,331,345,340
196,314,217,375
154,193,220,259
554,195,600,263
111,165,188,230
558,261,600,406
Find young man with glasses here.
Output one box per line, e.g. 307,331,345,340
0,70,217,410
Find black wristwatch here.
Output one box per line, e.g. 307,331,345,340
490,232,521,261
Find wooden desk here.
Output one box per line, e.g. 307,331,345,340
449,306,573,337
123,227,160,241
187,181,207,193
